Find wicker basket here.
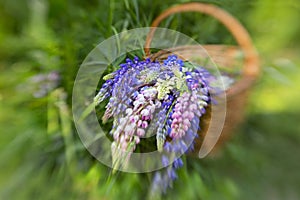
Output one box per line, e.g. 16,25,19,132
144,3,260,156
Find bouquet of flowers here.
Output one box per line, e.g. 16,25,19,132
94,54,230,195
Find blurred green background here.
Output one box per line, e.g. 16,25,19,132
0,0,299,199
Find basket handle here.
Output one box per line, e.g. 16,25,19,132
144,2,259,77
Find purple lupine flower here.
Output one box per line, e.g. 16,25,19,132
163,54,184,68
94,56,153,105
151,115,200,195
170,93,194,138
156,93,176,151
28,71,60,98
110,83,161,170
